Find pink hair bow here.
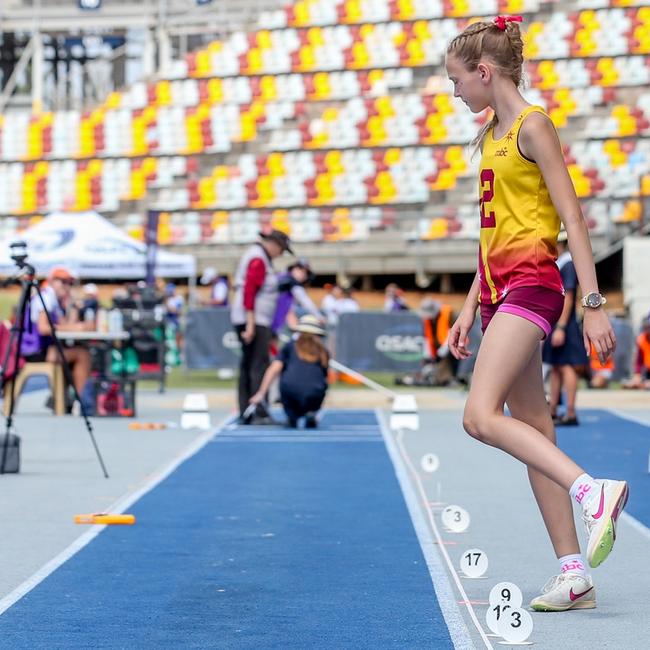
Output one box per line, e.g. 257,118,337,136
493,15,523,31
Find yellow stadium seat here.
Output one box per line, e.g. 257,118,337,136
267,153,286,177
256,176,275,203
425,218,449,240
431,169,457,191
299,46,316,70
641,175,650,196
324,151,344,174
257,30,272,50
239,114,257,142
307,27,325,46
352,42,369,68
293,1,310,26
156,81,172,105
359,24,375,40
207,78,224,104
405,40,425,66
195,50,211,77
375,97,395,117
260,76,277,101
413,21,431,41
434,94,452,114
384,148,401,165
246,49,263,74
344,0,362,23
105,92,121,109
313,72,331,99
199,177,216,205
212,166,229,180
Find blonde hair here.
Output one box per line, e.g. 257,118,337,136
447,19,525,151
295,332,329,368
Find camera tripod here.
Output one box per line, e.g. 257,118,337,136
0,254,109,477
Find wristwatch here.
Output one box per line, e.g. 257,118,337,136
581,292,607,309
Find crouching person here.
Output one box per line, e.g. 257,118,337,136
249,315,329,428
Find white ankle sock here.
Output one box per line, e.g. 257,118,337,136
569,473,598,507
558,553,588,577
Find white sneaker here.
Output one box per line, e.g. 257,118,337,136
530,573,596,612
582,479,629,568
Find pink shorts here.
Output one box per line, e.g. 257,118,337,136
480,286,565,338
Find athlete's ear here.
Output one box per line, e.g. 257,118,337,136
477,62,491,83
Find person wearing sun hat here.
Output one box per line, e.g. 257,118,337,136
200,266,230,307
19,265,92,405
249,314,329,428
231,228,294,424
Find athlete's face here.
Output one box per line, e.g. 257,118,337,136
446,54,490,113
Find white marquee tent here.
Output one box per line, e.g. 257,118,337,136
0,211,196,280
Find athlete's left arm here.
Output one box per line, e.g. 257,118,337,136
519,113,615,362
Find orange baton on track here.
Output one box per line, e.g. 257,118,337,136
74,513,136,525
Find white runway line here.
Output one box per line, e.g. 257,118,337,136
377,408,489,650
0,413,236,617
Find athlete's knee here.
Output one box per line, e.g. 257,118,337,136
462,406,496,444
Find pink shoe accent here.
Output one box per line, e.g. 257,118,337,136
611,484,629,541
569,586,593,602
592,486,606,520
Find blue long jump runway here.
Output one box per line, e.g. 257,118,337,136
0,410,455,649
557,408,650,529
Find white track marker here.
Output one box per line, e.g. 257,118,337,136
377,409,494,650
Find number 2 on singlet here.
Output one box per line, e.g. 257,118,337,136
480,168,496,228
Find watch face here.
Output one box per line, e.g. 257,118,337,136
586,294,602,308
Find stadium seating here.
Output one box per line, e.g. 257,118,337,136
0,3,649,247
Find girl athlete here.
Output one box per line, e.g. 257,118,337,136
446,16,628,612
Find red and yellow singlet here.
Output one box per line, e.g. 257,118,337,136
477,105,564,304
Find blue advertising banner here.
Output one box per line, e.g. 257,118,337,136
184,308,241,369
335,312,425,372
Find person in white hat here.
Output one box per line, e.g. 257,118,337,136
201,267,229,307
249,314,329,428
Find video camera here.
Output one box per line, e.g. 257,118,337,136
9,241,29,267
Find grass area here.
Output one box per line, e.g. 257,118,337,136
140,367,403,391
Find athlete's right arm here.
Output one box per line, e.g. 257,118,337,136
448,272,479,359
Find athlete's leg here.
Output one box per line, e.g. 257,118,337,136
548,365,562,418
463,312,584,490
506,348,581,558
559,364,578,419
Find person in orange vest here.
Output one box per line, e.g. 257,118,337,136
589,342,614,388
623,318,650,389
397,298,457,386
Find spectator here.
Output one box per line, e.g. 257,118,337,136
335,287,360,317
321,284,342,327
201,267,229,307
420,298,457,384
231,228,293,424
542,234,588,426
384,283,409,312
249,315,329,428
19,266,92,402
164,282,185,352
622,318,650,389
271,258,321,335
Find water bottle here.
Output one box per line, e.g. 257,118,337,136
108,309,123,333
